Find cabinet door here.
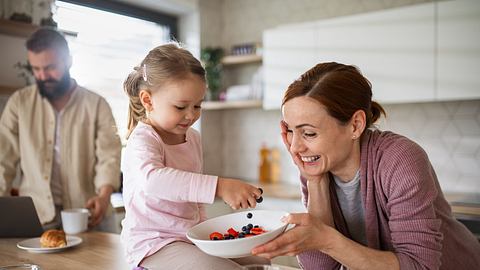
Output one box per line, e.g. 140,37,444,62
263,3,435,109
437,0,480,100
315,3,435,104
263,25,319,110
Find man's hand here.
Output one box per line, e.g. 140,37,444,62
85,185,114,227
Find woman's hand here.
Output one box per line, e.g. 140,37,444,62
216,178,262,210
280,120,304,171
252,213,333,258
280,121,327,182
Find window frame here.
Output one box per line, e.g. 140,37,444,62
59,0,178,39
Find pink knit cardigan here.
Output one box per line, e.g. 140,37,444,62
297,129,480,270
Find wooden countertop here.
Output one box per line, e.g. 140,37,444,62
0,232,130,270
0,231,300,270
256,182,302,200
444,193,480,217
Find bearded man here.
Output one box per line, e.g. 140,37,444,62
0,28,121,231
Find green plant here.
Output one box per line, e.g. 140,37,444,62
201,47,224,101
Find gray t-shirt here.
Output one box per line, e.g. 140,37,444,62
333,170,366,245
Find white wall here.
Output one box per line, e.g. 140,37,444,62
0,35,29,87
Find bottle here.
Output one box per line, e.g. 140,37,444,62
258,143,271,183
269,147,280,183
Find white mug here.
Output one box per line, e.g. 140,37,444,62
61,208,89,234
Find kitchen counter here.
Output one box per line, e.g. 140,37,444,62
258,183,480,217
444,193,480,216
257,182,302,200
0,232,130,270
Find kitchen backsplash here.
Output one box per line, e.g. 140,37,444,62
201,99,480,194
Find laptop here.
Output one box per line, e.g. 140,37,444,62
0,196,44,237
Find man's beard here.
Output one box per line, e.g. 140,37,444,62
37,71,71,100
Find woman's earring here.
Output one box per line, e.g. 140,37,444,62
352,135,357,140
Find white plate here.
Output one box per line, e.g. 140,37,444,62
17,235,82,253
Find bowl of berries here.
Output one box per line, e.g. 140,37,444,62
186,210,289,258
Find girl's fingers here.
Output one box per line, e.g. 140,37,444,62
247,195,257,208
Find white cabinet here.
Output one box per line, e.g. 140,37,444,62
264,0,480,109
263,3,436,109
314,4,435,104
437,0,480,100
263,25,319,109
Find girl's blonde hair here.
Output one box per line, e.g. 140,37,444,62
123,43,206,139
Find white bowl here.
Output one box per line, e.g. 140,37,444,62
186,210,288,258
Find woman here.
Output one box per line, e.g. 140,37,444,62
251,62,480,270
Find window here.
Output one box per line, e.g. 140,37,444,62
55,1,174,142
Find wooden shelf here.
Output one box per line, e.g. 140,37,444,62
203,99,262,110
0,19,39,38
221,54,262,65
0,85,20,95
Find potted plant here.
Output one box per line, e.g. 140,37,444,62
201,47,224,101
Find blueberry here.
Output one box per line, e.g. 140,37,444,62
247,212,253,219
238,233,245,238
256,196,263,203
254,225,259,228
242,226,248,232
247,223,253,229
213,236,218,240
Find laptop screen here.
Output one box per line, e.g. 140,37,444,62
0,197,44,238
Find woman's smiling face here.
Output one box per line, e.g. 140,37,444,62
282,96,359,180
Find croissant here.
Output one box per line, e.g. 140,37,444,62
40,229,67,248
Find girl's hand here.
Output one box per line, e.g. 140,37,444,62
216,178,262,210
251,213,332,258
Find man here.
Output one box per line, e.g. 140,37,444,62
0,28,121,230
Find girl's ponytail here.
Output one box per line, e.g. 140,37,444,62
124,68,146,139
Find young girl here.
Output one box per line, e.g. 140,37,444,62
121,44,268,269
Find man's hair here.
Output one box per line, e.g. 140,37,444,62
26,28,70,58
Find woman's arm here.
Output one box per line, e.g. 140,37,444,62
307,175,334,227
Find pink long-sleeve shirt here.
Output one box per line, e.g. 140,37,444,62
120,122,218,267
298,129,480,270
